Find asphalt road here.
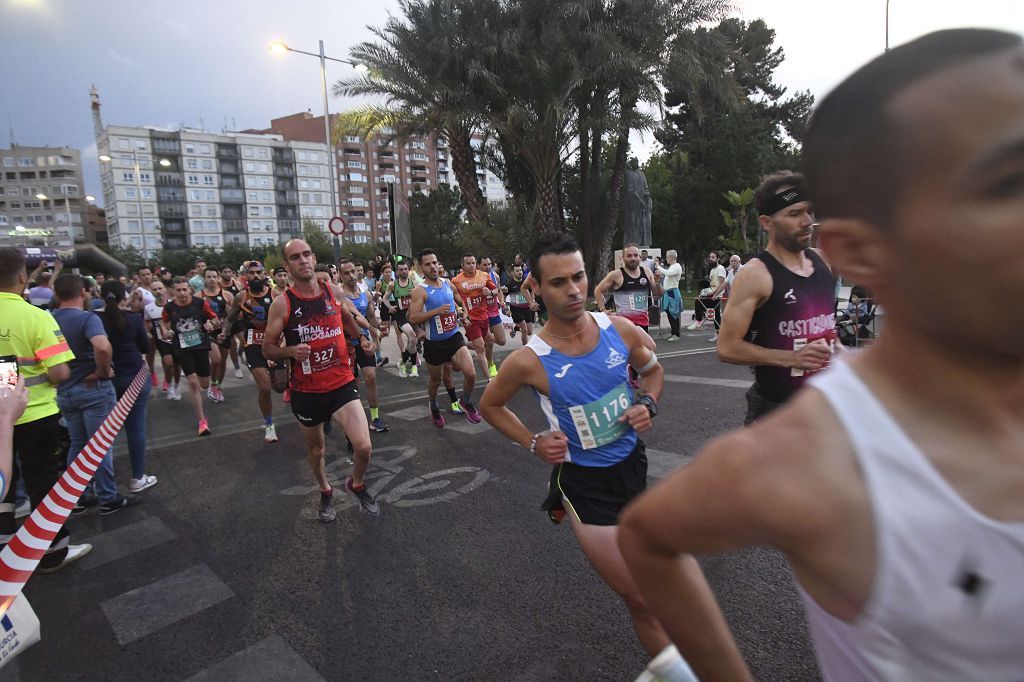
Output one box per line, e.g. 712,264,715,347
1,323,821,681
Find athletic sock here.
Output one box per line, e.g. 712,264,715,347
646,645,697,682
264,416,273,426
370,407,379,420
429,397,439,412
461,390,473,406
445,386,458,403
401,351,409,364
410,352,418,364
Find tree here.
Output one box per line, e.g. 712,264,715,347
302,219,335,263
409,185,466,266
720,188,754,255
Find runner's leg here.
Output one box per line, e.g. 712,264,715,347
332,399,371,486
298,423,330,491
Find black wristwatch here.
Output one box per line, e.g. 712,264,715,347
636,393,658,419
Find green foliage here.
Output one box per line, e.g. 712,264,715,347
99,244,145,274
302,219,336,263
409,185,466,265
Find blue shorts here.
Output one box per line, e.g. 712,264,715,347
488,314,502,327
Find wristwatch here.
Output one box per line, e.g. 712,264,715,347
636,393,658,419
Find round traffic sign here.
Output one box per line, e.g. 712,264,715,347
328,216,346,236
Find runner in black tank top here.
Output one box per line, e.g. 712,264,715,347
714,171,836,424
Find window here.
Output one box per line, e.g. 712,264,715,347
201,159,213,170
199,144,211,155
260,191,272,202
122,171,135,182
118,139,131,151
344,135,360,143
261,206,273,216
187,174,200,185
184,143,196,154
347,161,363,168
191,205,202,216
205,205,217,217
297,151,308,161
190,189,203,201
244,162,255,173
205,190,215,201
248,206,260,217
258,177,270,188
247,191,258,202
186,158,198,170
135,140,147,150
299,179,309,189
141,188,153,199
255,148,269,160
202,175,214,185
301,193,310,203
242,147,254,158
257,163,269,173
2,158,13,168
348,173,365,183
412,153,427,161
125,187,137,199
139,172,151,183
0,216,7,225
19,158,33,167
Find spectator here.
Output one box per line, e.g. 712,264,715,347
656,250,684,341
51,274,130,516
688,250,728,340
0,247,91,572
0,376,29,500
26,259,62,308
99,281,158,494
640,249,655,272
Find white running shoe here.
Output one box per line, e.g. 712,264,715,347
207,387,216,401
234,367,244,379
398,363,408,378
39,543,92,573
172,385,183,401
409,365,419,378
264,424,278,443
686,321,702,331
129,475,158,493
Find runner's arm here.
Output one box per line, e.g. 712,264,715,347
220,293,244,339
260,295,294,362
646,267,664,297
480,349,541,449
592,270,622,313
520,276,538,308
716,262,827,369
450,287,469,323
335,290,370,340
407,286,433,325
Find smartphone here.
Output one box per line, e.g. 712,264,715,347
0,356,18,391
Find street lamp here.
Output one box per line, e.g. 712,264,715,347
99,151,169,266
269,39,368,263
35,189,74,245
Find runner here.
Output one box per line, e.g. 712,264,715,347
505,262,536,343
451,254,501,381
220,269,279,443
618,29,1024,680
143,280,181,400
220,264,245,378
593,243,662,333
131,265,158,384
408,249,481,427
262,239,379,520
479,233,698,682
271,266,290,299
715,170,835,424
161,276,218,435
339,260,389,434
374,261,394,340
478,255,511,377
384,259,421,378
199,267,234,403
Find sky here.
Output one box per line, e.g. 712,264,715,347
2,0,1022,207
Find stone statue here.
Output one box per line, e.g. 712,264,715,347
622,166,653,246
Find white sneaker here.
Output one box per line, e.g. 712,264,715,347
398,363,408,378
166,385,176,400
264,424,278,443
708,334,718,342
39,543,92,573
129,475,158,493
14,499,30,519
409,365,419,378
207,387,217,401
686,322,701,331
172,385,183,401
234,367,244,379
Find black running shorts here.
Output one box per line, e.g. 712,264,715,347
554,440,647,526
290,380,361,428
510,306,535,324
155,338,176,359
393,310,410,328
176,347,211,378
378,303,392,322
423,332,465,366
244,345,268,370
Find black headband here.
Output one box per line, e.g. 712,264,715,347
760,188,807,216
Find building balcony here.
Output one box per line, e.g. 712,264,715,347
274,165,295,177
156,176,182,187
272,149,294,163
157,189,185,202
220,162,239,174
276,190,299,203
279,219,301,232
217,146,239,159
153,139,179,154
158,204,187,218
275,179,296,191
220,177,241,189
162,220,186,234
224,219,247,233
221,189,245,203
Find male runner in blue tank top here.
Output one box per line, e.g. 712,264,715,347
715,170,837,424
408,249,481,427
619,29,1024,681
339,259,388,433
481,234,705,682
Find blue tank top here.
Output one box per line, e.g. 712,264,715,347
421,279,459,341
526,313,637,467
346,289,371,344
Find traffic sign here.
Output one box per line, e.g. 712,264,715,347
328,216,346,236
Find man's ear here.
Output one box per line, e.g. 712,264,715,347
818,219,891,290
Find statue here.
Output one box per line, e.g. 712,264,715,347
622,162,653,246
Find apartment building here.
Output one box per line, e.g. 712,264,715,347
0,145,87,248
260,111,511,246
91,89,332,256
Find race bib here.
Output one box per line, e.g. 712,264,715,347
246,328,265,346
630,293,648,310
791,329,837,377
399,296,411,310
567,382,632,450
179,328,202,348
510,292,527,306
301,345,340,375
464,295,480,310
434,312,458,335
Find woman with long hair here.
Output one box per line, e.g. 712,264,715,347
99,280,158,493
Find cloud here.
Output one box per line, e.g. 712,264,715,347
106,48,138,68
156,14,189,37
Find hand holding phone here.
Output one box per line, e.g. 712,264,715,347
0,356,19,392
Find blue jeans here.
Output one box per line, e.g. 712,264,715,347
114,374,150,480
57,381,118,504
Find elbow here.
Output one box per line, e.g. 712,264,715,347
716,340,738,365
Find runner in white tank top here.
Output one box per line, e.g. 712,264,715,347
616,30,1024,680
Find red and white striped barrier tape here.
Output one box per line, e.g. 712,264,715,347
0,365,150,615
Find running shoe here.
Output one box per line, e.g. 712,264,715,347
708,334,718,342
99,495,132,516
666,335,680,342
38,543,93,573
71,492,98,516
431,403,445,428
198,418,211,436
318,490,337,523
207,386,217,401
686,321,702,330
264,424,278,443
344,476,380,515
151,372,158,386
166,384,176,400
488,363,498,378
409,365,419,378
376,356,389,368
450,400,464,415
215,385,225,402
371,417,389,433
398,363,408,378
459,398,482,424
234,366,244,379
128,475,158,493
162,379,170,392
172,385,183,401
283,388,290,403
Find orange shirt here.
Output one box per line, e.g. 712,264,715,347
451,270,498,321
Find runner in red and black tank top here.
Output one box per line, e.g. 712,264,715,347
282,284,354,393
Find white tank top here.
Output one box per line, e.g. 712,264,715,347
803,358,1024,681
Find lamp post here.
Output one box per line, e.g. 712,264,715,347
270,39,368,263
885,0,891,52
99,151,171,266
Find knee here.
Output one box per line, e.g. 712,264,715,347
307,444,325,460
352,440,371,460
